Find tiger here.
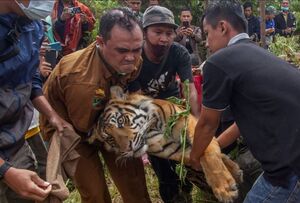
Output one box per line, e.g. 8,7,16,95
89,86,243,203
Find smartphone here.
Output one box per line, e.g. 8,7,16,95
48,42,62,51
45,50,57,69
183,21,189,28
69,7,81,15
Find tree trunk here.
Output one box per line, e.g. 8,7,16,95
259,0,266,48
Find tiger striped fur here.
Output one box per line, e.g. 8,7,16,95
90,86,243,203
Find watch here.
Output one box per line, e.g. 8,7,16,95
0,161,12,180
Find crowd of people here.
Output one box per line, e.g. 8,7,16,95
243,0,296,48
0,0,299,203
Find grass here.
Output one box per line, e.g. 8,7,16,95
63,164,218,203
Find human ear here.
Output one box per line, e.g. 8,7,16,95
96,36,104,47
220,21,227,35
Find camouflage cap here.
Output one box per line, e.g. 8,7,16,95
142,6,178,29
266,5,276,15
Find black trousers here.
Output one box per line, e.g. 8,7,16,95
149,155,193,203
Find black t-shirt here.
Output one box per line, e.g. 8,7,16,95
129,42,193,99
203,39,300,184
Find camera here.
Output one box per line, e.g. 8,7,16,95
68,7,81,15
183,21,190,28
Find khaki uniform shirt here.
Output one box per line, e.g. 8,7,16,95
41,41,141,139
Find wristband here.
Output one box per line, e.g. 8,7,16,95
0,161,12,180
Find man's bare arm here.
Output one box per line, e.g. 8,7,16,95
190,106,222,170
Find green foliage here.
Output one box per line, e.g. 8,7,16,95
269,35,300,67
165,80,191,185
79,0,121,42
64,165,214,203
291,1,300,33
75,0,300,44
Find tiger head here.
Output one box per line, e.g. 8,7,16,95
91,86,156,158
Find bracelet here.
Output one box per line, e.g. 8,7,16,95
0,161,12,180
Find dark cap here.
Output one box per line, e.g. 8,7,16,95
142,5,178,29
266,6,276,15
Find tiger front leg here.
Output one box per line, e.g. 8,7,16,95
200,138,238,203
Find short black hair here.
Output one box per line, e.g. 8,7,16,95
180,7,192,15
243,2,253,10
203,0,247,33
99,7,142,42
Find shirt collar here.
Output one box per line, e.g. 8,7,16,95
228,33,249,46
96,45,115,79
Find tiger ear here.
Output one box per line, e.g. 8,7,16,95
110,86,126,100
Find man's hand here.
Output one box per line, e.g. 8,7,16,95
48,112,72,136
39,57,52,78
60,8,72,21
32,96,73,136
284,27,292,34
4,167,51,201
184,27,194,37
266,28,275,35
40,42,49,57
80,13,88,23
178,27,194,37
177,27,186,37
189,151,202,171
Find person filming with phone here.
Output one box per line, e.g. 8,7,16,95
175,8,202,63
52,0,95,56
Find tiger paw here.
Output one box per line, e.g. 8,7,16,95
206,167,238,203
222,154,243,184
200,155,238,203
211,181,238,203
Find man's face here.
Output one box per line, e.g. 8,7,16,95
127,0,141,13
180,10,193,25
98,24,143,74
281,0,289,8
267,14,275,20
203,18,228,54
244,7,252,18
144,25,175,57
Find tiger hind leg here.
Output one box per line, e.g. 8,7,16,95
221,154,243,184
200,138,238,203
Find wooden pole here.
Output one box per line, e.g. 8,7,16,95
204,0,209,9
259,0,266,48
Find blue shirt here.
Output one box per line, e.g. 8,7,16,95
266,19,275,29
0,13,44,159
0,14,43,96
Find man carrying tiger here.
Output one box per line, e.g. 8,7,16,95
127,6,200,203
41,7,151,203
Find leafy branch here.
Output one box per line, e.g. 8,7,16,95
165,80,191,186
